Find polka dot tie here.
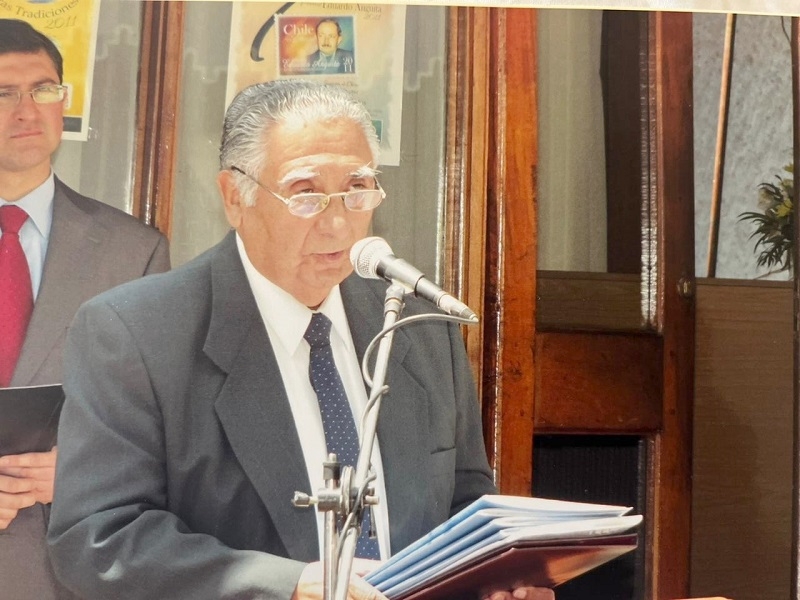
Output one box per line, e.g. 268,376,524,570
304,312,380,559
0,205,33,388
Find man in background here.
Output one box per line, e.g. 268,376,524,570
0,18,170,600
47,79,551,600
306,18,356,74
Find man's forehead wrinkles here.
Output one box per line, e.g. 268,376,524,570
276,157,376,186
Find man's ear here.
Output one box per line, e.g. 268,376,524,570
217,170,244,228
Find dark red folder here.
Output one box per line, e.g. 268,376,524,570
395,534,638,600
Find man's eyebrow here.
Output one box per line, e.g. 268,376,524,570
278,166,319,186
0,78,59,90
278,164,380,186
351,165,380,178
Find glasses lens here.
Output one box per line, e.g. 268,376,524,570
288,194,328,218
0,90,19,108
32,86,65,104
344,190,383,211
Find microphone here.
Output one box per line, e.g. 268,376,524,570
350,237,478,322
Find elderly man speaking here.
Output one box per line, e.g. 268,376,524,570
47,79,553,600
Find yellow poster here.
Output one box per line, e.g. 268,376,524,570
228,2,406,166
2,0,100,141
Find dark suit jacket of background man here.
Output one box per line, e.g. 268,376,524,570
1,177,170,600
48,230,496,600
306,48,355,73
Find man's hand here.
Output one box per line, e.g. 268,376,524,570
0,448,57,527
292,560,388,600
483,587,555,600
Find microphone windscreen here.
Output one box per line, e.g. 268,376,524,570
350,237,393,279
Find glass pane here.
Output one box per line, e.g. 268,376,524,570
171,2,446,284
693,13,794,281
536,9,652,331
52,0,142,213
537,9,608,273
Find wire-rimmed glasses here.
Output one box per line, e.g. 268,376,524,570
0,85,67,109
230,166,385,218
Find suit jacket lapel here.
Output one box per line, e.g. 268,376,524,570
206,234,318,561
341,275,430,551
13,180,103,386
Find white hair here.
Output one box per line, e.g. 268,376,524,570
219,79,381,207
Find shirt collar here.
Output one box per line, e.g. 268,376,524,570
318,51,337,63
0,171,55,238
235,233,355,357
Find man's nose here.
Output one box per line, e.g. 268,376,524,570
316,197,349,230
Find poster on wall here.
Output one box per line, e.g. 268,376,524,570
297,0,794,15
2,0,101,142
227,2,406,166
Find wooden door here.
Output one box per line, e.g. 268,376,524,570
443,8,695,599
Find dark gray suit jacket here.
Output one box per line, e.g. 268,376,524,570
2,178,170,600
48,231,495,599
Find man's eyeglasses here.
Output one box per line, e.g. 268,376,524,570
0,84,67,109
231,166,385,218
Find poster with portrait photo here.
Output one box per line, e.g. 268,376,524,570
227,2,406,166
2,0,100,141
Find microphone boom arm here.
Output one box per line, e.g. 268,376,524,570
334,283,406,600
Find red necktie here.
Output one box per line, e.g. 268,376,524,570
0,205,33,387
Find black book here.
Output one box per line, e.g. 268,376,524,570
0,384,64,455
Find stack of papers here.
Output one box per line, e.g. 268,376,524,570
365,495,642,599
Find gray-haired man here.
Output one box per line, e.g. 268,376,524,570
48,79,552,600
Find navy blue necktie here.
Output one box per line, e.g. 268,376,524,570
305,312,380,559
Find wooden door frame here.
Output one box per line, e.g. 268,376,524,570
649,12,695,598
132,0,184,236
444,8,694,599
444,6,538,495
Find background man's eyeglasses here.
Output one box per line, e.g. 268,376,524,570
0,85,67,109
231,166,385,218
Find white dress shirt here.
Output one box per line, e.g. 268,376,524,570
0,172,54,300
236,234,390,560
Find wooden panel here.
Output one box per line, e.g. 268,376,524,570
537,271,642,332
535,331,662,433
444,6,490,386
445,7,538,497
482,8,538,496
692,280,792,600
601,11,646,275
650,12,695,599
132,1,184,236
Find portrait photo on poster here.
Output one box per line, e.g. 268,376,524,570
279,15,357,76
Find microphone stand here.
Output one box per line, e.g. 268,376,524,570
294,283,407,600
